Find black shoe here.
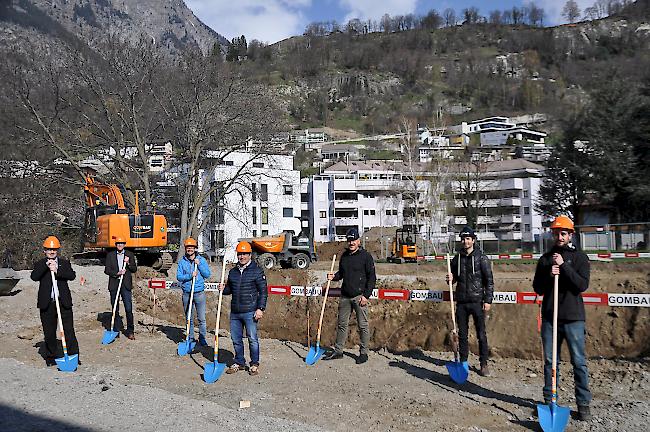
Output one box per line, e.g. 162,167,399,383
45,358,56,367
577,405,591,421
356,353,368,364
323,350,343,360
479,363,490,377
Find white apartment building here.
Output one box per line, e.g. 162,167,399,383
200,151,302,261
306,160,438,242
448,159,544,244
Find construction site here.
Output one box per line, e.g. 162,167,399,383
0,256,648,431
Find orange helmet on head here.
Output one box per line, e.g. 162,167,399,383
550,215,574,232
236,241,252,253
184,238,198,247
43,236,61,249
114,236,126,244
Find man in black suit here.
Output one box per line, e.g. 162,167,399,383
31,236,79,366
104,237,138,339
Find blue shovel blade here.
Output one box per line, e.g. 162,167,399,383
538,402,571,432
55,354,78,372
305,344,326,366
445,360,469,384
203,361,226,383
177,339,196,356
101,330,119,345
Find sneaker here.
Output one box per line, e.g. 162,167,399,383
577,405,592,421
45,357,56,367
356,353,368,364
126,333,136,340
479,363,490,377
249,364,259,376
226,364,244,374
198,336,208,346
323,350,343,361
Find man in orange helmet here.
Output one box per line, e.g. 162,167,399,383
31,236,79,366
219,241,267,376
104,237,138,339
533,215,592,421
177,238,211,347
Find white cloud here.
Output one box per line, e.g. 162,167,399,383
338,0,419,23
537,0,599,25
185,0,311,44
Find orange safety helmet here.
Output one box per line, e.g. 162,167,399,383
550,215,574,232
114,236,126,244
236,241,252,253
184,237,198,247
43,236,61,249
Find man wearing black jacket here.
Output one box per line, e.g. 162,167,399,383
324,227,376,364
104,237,138,339
31,236,79,366
533,215,592,421
446,226,494,376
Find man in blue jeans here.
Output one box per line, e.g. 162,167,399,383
176,238,211,347
220,241,267,376
533,215,592,421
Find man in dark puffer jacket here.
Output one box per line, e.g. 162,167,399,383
221,241,267,376
446,226,494,376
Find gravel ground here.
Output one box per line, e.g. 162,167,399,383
0,264,648,431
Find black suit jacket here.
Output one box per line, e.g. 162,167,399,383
31,257,76,310
104,250,137,291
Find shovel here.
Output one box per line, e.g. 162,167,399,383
445,254,469,384
537,274,571,432
102,261,127,345
177,262,198,356
51,271,78,372
203,259,228,383
305,255,336,366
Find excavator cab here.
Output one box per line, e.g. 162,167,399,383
388,227,418,263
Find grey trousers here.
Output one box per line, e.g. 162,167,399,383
334,295,369,355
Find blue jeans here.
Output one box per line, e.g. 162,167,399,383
541,320,592,406
182,290,206,340
109,287,134,334
230,311,260,366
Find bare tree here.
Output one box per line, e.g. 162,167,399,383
489,10,503,25
562,0,581,23
443,8,457,27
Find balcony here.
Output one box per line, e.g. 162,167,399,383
499,231,523,240
499,198,521,207
334,199,358,206
333,217,359,225
501,214,522,223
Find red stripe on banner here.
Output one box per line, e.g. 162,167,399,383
499,254,510,259
598,253,611,258
435,255,445,260
517,292,539,304
268,285,291,296
624,252,639,258
582,293,608,306
416,256,425,261
379,289,410,301
149,279,166,290
522,253,534,259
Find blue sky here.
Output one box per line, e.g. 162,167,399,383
185,0,597,44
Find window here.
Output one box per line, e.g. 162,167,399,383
301,193,308,203
320,228,327,236
251,184,257,201
524,224,531,232
261,207,269,224
210,230,224,250
385,209,397,216
283,185,293,195
260,184,268,201
363,209,376,216
523,190,529,198
253,162,264,168
252,207,257,224
261,230,268,236
319,211,327,218
224,160,234,166
253,230,257,237
364,227,370,232
283,207,293,217
524,207,530,215
361,192,375,198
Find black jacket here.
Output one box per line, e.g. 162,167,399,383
332,247,376,299
224,260,268,314
450,248,494,304
31,257,76,310
104,250,138,291
533,244,590,322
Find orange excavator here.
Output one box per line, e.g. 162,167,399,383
75,175,173,272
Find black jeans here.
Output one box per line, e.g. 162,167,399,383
109,287,134,334
40,300,79,358
456,302,489,364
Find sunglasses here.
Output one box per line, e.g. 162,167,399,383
237,252,251,256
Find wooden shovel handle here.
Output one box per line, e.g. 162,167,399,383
316,255,337,344
214,258,227,357
110,260,127,330
185,262,198,336
446,254,458,334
